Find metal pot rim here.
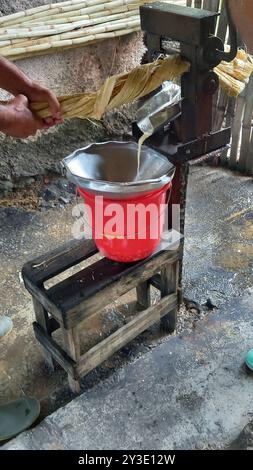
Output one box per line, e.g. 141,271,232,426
62,141,175,195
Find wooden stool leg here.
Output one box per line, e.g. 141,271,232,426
136,281,151,309
62,327,81,393
33,298,55,372
160,261,179,333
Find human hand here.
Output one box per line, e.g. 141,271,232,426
26,81,63,126
0,94,51,138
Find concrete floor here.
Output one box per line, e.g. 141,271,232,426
4,287,253,450
1,164,253,448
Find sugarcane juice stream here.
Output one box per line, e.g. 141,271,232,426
137,132,152,178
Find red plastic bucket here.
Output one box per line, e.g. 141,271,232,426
78,182,172,262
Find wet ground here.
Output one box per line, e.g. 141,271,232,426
0,164,252,427
4,286,253,450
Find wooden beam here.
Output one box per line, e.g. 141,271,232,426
33,322,78,378
24,276,63,324
239,77,253,173
160,261,179,333
203,0,220,12
229,89,246,169
48,317,60,334
136,281,151,309
61,249,181,328
33,298,55,371
217,1,228,42
22,238,97,285
77,293,177,377
194,0,202,9
149,273,162,290
62,327,81,393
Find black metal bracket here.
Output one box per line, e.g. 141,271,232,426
132,123,231,165
138,1,234,146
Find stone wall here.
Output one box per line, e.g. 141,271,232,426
0,1,145,194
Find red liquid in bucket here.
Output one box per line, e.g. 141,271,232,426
78,183,171,262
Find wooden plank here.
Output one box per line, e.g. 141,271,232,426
229,90,246,169
149,274,162,291
238,77,253,172
203,0,210,9
49,247,181,328
48,317,60,334
209,0,220,12
212,1,227,115
212,0,226,114
160,261,179,332
194,0,202,8
217,0,228,42
33,298,55,371
33,322,77,378
77,293,177,377
24,277,63,323
160,262,179,297
221,96,236,161
213,90,228,131
136,281,151,309
200,0,220,12
62,328,80,364
22,238,97,285
62,327,81,393
246,131,253,175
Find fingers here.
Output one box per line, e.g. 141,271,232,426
13,93,29,108
36,116,49,130
43,116,64,127
27,82,62,121
42,89,61,119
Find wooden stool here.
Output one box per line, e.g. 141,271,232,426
22,236,182,393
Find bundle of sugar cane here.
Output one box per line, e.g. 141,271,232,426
0,0,153,60
29,50,253,121
214,49,253,97
0,0,148,26
31,55,190,119
0,17,141,60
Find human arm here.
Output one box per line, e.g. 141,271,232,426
0,55,62,127
229,0,253,53
0,94,49,138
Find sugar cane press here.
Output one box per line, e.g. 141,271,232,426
22,1,238,392
133,0,238,281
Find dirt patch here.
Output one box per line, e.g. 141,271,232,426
0,182,42,210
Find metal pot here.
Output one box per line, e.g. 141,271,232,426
62,141,175,199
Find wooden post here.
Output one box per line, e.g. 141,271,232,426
229,89,246,169
221,96,236,162
194,0,202,8
213,90,229,131
239,77,253,173
136,281,151,309
33,298,54,372
246,133,253,175
213,1,228,120
160,261,179,333
62,327,81,393
217,0,227,41
203,0,219,11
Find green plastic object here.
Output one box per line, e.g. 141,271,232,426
245,349,253,371
0,397,40,442
0,316,13,339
